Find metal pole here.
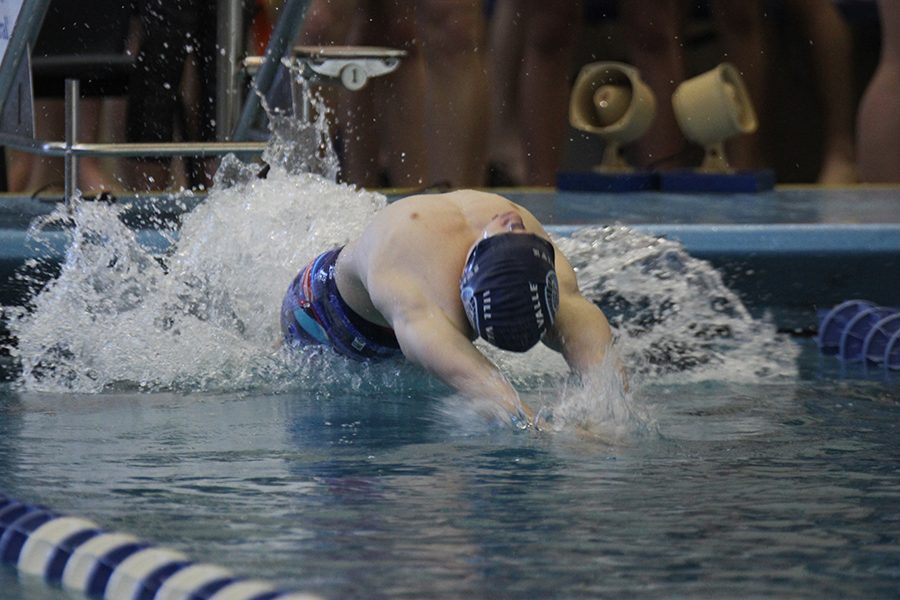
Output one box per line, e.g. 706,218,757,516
232,0,310,141
0,133,268,158
64,79,79,203
290,74,310,123
216,0,244,141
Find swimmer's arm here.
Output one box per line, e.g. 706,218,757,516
541,248,618,375
372,281,531,424
397,310,532,424
543,291,614,372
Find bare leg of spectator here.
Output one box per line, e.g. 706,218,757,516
784,0,858,183
518,0,582,185
857,0,900,182
419,0,489,187
621,0,687,169
487,0,527,185
712,0,769,171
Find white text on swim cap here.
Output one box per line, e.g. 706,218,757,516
530,282,545,330
532,246,553,265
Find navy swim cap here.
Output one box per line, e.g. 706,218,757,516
460,233,560,352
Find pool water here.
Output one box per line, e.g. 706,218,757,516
1,340,898,599
2,119,898,598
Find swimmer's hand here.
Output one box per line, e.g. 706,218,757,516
466,395,540,431
512,405,554,432
501,394,535,431
532,405,553,431
509,407,532,431
496,400,554,432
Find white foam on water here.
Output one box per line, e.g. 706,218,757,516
554,226,799,387
448,226,798,438
3,89,796,437
5,166,386,393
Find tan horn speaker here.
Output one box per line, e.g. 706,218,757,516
671,63,758,173
569,62,656,173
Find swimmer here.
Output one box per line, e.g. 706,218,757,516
281,190,616,427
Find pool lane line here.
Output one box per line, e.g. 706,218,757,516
0,493,322,600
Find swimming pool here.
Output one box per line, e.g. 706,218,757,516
1,166,899,598
1,341,898,599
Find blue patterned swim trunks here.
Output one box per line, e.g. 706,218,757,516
280,247,402,360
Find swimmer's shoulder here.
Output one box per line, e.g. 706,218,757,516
396,189,510,210
376,192,476,232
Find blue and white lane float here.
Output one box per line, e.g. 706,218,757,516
817,300,900,369
0,494,321,600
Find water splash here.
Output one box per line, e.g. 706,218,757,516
555,226,798,385
448,226,798,437
2,88,795,439
5,163,386,393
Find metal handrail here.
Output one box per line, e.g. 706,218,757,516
0,0,312,155
2,77,267,202
0,135,267,158
0,0,302,201
0,0,406,202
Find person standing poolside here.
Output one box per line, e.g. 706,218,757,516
280,190,616,427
